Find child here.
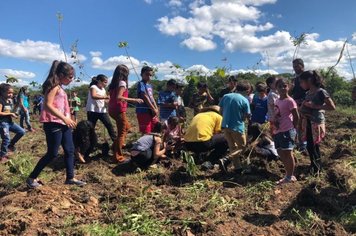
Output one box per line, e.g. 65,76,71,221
86,75,116,142
163,116,183,157
266,76,279,134
136,66,159,134
108,64,143,164
17,86,34,132
299,70,335,174
157,79,178,122
175,83,186,123
70,91,81,122
27,60,86,188
218,81,251,173
0,83,25,163
189,82,214,115
219,75,238,101
251,82,268,124
130,122,172,169
273,78,299,184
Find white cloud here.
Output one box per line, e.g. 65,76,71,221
0,69,36,80
181,37,217,51
91,55,140,71
168,0,182,7
0,38,86,64
143,0,152,4
230,69,278,75
90,51,102,57
352,33,356,42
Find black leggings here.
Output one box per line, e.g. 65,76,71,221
87,111,116,141
306,119,321,171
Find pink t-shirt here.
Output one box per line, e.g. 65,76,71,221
40,86,70,125
273,97,297,134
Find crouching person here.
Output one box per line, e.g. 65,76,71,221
130,122,172,169
184,106,228,168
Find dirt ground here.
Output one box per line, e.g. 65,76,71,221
0,108,355,236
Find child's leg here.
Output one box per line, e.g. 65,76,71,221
100,113,117,142
87,111,99,128
306,119,321,172
61,126,75,180
20,111,25,128
0,122,11,156
9,123,25,147
29,123,63,179
24,110,32,129
277,149,295,177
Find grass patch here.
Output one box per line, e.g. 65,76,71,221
291,208,323,230
245,180,275,210
336,106,356,116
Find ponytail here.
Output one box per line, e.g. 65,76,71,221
42,60,74,94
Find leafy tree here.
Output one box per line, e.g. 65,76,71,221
5,75,18,84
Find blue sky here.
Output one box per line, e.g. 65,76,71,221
1,0,356,87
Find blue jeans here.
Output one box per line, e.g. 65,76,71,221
0,121,25,157
29,122,75,180
20,109,32,129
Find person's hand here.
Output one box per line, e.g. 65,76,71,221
136,98,144,104
64,117,76,129
153,108,159,116
10,113,18,118
303,101,315,109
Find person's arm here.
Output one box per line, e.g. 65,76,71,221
44,86,76,128
76,97,81,106
117,87,143,103
206,89,214,103
0,104,17,118
90,87,109,100
140,92,158,115
153,136,168,158
291,108,299,129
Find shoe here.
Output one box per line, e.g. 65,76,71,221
218,157,231,173
201,161,214,170
8,145,16,152
26,178,43,188
65,178,86,186
0,156,9,163
276,176,297,185
117,158,131,165
28,128,35,132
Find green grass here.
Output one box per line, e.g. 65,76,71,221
245,180,275,210
336,106,356,116
291,208,322,230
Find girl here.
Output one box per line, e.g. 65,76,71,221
108,64,143,164
86,75,116,142
0,83,25,163
299,71,335,174
27,60,86,188
17,86,34,131
266,76,279,135
130,122,172,169
273,78,299,185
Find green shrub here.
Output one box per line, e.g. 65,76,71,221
333,90,353,106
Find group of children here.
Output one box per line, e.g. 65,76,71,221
0,57,336,188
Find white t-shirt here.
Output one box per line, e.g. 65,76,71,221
86,85,107,113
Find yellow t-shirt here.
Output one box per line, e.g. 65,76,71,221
184,111,222,142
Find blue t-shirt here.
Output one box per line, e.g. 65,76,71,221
251,95,268,124
157,90,177,120
20,93,30,109
136,81,155,114
219,93,250,134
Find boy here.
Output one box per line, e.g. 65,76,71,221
251,82,268,124
189,82,214,115
219,81,251,173
70,91,81,122
157,79,178,122
136,66,159,134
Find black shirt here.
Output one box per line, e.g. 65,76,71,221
219,87,235,100
292,75,307,105
0,98,13,123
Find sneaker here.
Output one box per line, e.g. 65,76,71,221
0,156,9,163
26,178,43,188
201,161,214,170
276,176,297,185
218,157,231,174
8,145,16,152
65,178,86,186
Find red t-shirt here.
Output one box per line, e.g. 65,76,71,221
108,81,128,114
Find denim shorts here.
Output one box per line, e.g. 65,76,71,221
273,128,296,150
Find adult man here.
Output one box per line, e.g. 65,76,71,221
219,75,238,101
